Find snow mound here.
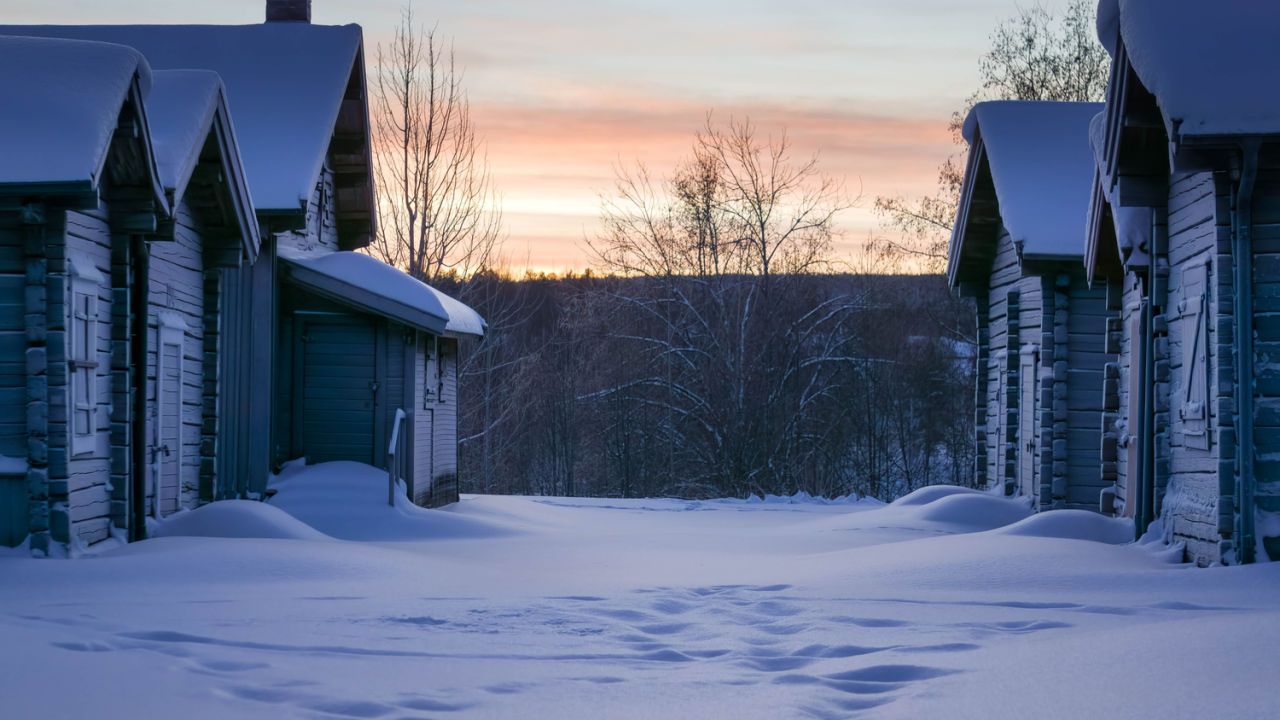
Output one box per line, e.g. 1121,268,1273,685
992,510,1135,545
152,500,330,541
891,485,986,507
269,461,516,541
910,493,1032,530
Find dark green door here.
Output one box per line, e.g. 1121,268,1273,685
299,317,377,465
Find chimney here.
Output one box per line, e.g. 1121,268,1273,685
266,0,311,22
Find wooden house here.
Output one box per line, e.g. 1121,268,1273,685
3,0,485,531
1086,0,1280,565
0,37,258,552
949,101,1116,512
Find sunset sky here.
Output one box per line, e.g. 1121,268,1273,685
7,0,1076,273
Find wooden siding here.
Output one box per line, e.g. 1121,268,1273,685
1063,270,1112,509
431,337,460,505
275,159,339,256
975,224,1115,512
145,202,207,518
1249,169,1280,560
1160,171,1227,564
1106,274,1145,520
60,208,116,547
0,218,24,459
981,227,1024,493
411,334,434,506
0,214,27,546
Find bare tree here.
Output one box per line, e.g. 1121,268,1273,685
584,117,863,496
873,0,1109,271
369,5,502,283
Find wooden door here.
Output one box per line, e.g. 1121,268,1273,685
299,317,377,465
152,328,183,518
1019,351,1038,500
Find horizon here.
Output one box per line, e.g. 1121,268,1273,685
5,0,1076,274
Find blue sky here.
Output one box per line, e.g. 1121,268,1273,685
7,0,1078,271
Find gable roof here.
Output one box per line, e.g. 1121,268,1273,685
0,34,162,202
948,101,1103,289
0,23,366,217
148,69,261,258
1097,0,1280,141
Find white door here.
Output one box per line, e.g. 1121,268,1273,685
1018,350,1038,500
152,318,185,518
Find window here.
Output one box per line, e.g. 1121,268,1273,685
68,257,101,456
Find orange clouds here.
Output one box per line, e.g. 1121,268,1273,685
468,92,956,271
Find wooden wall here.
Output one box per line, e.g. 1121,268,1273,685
0,213,30,547
1250,169,1280,561
145,200,208,518
980,226,1043,501
60,208,116,547
411,333,434,506
1160,171,1229,565
1063,270,1113,508
430,337,459,505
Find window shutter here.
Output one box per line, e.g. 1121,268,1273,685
1179,261,1210,450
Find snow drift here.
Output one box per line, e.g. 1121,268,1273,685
268,461,516,542
152,500,330,541
992,509,1135,545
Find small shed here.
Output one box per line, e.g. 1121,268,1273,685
1087,0,1280,565
277,250,484,508
948,100,1115,511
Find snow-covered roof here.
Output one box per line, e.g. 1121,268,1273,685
1097,0,1280,139
148,70,224,203
960,101,1103,260
0,24,364,213
1086,111,1151,277
0,35,152,189
280,248,485,338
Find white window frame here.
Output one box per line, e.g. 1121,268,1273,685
68,256,102,457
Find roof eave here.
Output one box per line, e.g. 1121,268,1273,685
280,258,449,335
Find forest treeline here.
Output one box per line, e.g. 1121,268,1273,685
448,271,977,502
366,2,1105,501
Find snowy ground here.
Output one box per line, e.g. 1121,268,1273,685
3,463,1280,719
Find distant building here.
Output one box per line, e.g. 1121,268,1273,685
949,101,1115,511
1086,0,1280,565
0,1,483,554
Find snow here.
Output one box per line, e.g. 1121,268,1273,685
267,460,512,541
0,454,26,474
146,70,226,205
1099,0,1280,139
153,500,330,542
279,247,486,337
0,23,363,211
991,509,1135,545
0,34,149,186
890,484,986,507
962,101,1104,259
1089,112,1152,267
4,475,1280,719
